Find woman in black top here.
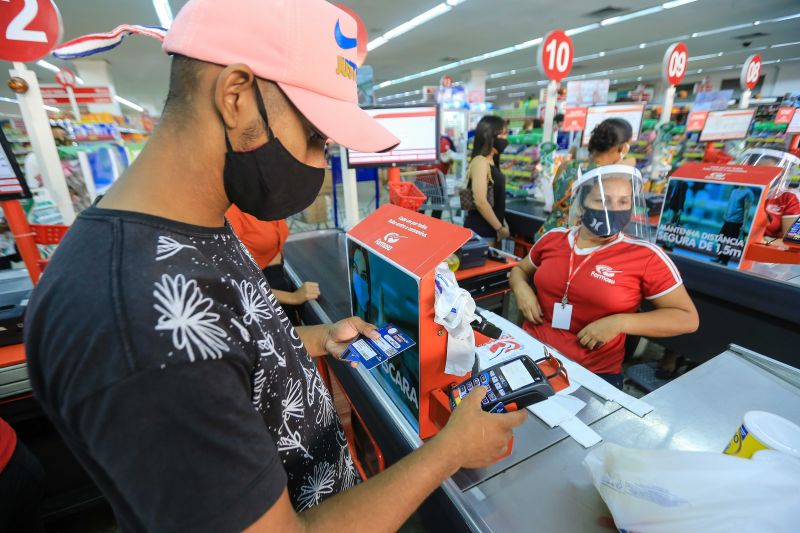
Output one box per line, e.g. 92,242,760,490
463,116,509,245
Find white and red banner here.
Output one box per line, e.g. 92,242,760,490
41,85,114,105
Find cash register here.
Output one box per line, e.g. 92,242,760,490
455,231,489,270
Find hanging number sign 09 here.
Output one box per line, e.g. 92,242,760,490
662,42,688,86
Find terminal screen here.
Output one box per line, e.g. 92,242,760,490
346,105,438,167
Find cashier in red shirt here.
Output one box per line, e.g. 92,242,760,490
510,165,699,388
737,149,800,238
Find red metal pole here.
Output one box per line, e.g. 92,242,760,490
1,200,42,284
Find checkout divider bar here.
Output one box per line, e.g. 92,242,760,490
283,261,491,532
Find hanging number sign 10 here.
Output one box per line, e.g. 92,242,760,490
0,0,63,62
538,30,573,82
740,54,762,91
662,42,688,86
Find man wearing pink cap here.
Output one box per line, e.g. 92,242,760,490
25,0,526,531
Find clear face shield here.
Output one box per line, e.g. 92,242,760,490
736,148,800,199
568,165,650,240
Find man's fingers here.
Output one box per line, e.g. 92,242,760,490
466,386,487,406
499,408,528,428
350,317,380,339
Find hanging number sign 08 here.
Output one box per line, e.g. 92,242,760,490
0,0,63,62
662,42,688,86
740,54,762,91
538,30,573,82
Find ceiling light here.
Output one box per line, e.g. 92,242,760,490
637,76,643,81
0,97,18,104
383,3,451,40
566,23,600,36
599,51,606,57
508,91,526,98
375,8,800,93
773,13,800,22
601,6,663,26
697,69,703,73
771,41,800,48
115,95,144,113
662,0,698,9
75,76,85,85
691,23,752,39
152,0,173,28
44,105,59,112
36,60,60,73
367,36,388,52
369,2,455,51
753,21,761,25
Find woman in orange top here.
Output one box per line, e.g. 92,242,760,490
227,205,320,324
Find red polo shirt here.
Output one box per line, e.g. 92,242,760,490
0,417,16,473
523,227,682,374
765,190,800,238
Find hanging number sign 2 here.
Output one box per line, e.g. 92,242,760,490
662,42,688,86
538,30,573,82
740,54,762,91
0,0,63,62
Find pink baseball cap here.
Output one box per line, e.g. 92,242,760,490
163,0,399,153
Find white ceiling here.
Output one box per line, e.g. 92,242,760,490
1,0,799,114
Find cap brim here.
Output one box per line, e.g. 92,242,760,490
279,83,400,153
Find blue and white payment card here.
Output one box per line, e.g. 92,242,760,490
341,324,416,370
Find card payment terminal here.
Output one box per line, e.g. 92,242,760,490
448,355,555,413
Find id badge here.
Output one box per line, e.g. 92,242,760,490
552,302,573,330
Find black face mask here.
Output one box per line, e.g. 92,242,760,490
493,137,509,155
581,208,631,237
223,86,324,221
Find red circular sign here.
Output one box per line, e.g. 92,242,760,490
537,30,574,82
662,42,689,86
335,4,368,67
740,54,762,91
440,75,454,88
0,0,63,62
54,67,76,88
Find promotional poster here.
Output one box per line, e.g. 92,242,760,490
656,164,781,270
349,240,421,429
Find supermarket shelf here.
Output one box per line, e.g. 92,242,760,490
745,137,786,143
74,136,118,142
500,155,533,163
118,128,148,134
504,170,532,178
4,137,29,143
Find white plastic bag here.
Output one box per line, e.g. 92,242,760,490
584,443,800,533
433,263,476,376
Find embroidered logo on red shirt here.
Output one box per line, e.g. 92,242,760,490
591,264,621,284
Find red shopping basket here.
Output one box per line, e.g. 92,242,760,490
30,224,70,273
31,224,70,245
389,182,427,211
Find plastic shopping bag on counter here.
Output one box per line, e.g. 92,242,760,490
583,443,800,533
433,263,476,376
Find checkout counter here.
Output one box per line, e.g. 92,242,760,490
284,229,800,531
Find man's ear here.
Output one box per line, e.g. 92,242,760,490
214,64,256,130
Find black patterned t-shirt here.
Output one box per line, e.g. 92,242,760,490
25,207,358,533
